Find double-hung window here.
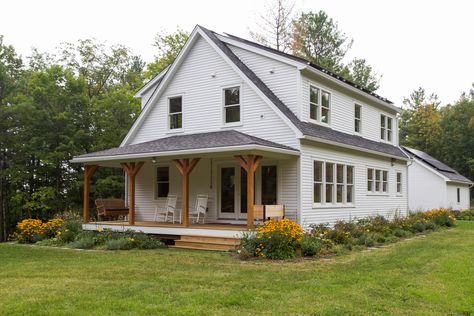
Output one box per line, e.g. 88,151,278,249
168,96,182,130
354,104,362,133
396,172,402,194
156,167,170,198
313,160,354,205
223,86,240,124
380,114,393,142
309,85,330,124
367,168,388,194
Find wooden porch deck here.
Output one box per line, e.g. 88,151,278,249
91,220,247,231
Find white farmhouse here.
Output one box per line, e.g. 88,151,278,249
402,147,472,211
72,25,419,248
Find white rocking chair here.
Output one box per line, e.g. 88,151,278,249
190,194,208,224
154,195,179,223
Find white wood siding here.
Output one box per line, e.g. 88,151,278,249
301,75,398,145
407,160,447,211
129,35,298,149
299,141,408,227
134,157,298,222
446,183,471,210
228,45,300,118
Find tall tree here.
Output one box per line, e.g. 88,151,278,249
399,87,442,156
438,87,474,184
144,29,189,79
249,0,295,52
291,10,381,92
0,35,23,241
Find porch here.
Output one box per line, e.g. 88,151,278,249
72,131,299,243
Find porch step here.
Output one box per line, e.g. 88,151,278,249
173,235,240,251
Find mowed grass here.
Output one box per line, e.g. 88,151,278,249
1,222,474,316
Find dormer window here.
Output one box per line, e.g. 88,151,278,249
380,114,392,142
168,96,182,130
310,85,330,124
223,86,240,124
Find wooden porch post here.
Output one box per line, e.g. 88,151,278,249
172,158,200,227
83,165,99,223
235,155,263,229
121,162,145,225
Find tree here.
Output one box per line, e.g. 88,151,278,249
291,10,381,92
438,87,474,185
249,0,295,52
0,35,23,241
144,29,189,79
399,87,442,156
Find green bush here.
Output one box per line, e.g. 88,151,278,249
239,232,259,258
357,233,376,247
57,220,83,243
131,234,165,249
105,238,134,250
393,228,410,238
257,230,299,260
424,221,437,230
410,222,426,233
300,235,324,257
69,237,95,249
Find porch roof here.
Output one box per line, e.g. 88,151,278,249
71,130,299,163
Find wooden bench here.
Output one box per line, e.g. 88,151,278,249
95,198,129,218
254,204,285,221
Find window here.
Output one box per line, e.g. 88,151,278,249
313,160,354,205
223,86,240,124
309,85,330,124
168,96,182,130
313,161,323,203
396,172,402,194
354,104,362,133
156,167,169,198
380,114,393,141
367,168,389,194
457,188,460,204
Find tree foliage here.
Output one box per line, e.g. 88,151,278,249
144,29,189,79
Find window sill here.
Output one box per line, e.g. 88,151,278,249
366,193,389,196
166,129,184,134
312,203,356,209
221,122,243,128
308,118,331,127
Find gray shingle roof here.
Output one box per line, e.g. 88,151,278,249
402,147,473,183
200,26,407,159
75,130,298,159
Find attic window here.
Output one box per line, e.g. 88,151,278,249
223,86,240,124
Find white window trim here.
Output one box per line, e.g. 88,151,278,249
380,114,393,143
367,166,390,195
308,84,331,126
354,103,362,135
222,84,243,127
167,94,184,133
153,164,171,201
312,159,355,208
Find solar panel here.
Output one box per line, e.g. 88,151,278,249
405,147,457,173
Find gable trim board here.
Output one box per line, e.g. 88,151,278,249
121,25,302,147
134,65,170,98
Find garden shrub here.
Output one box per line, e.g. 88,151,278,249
453,209,474,221
105,237,134,250
393,228,410,238
239,219,303,260
57,220,82,243
131,234,165,249
422,208,456,227
300,235,324,257
11,218,64,243
69,236,95,249
410,222,426,233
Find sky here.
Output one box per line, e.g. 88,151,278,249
1,0,473,106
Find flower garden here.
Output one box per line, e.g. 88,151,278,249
238,208,459,260
8,208,470,258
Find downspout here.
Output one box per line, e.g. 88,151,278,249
406,159,413,216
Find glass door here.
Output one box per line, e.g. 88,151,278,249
219,167,236,219
261,165,277,205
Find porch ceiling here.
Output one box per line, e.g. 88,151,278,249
71,130,299,164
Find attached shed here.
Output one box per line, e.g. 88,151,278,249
403,147,472,211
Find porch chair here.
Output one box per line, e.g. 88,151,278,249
254,204,285,221
95,198,129,219
190,194,208,224
154,194,179,223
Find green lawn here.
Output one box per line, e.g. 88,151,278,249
1,222,474,316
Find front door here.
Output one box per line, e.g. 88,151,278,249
219,166,236,219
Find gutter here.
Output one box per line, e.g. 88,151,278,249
301,135,410,161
